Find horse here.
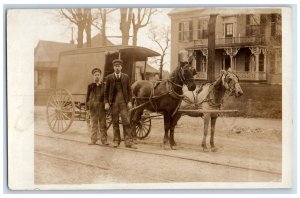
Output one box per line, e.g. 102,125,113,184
177,69,243,152
130,62,196,150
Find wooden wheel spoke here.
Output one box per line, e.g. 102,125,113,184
142,125,149,132
47,89,75,133
137,127,142,137
141,126,147,135
60,113,68,129
61,94,70,107
52,117,58,130
49,113,57,124
49,100,57,108
50,95,59,107
61,111,71,120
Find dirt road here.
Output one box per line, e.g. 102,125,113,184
34,106,282,184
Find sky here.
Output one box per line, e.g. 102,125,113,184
8,8,173,71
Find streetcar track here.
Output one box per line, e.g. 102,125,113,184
35,133,281,176
35,150,174,182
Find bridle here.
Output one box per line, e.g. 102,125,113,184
222,72,239,96
170,63,194,88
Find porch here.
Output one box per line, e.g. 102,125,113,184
191,47,268,81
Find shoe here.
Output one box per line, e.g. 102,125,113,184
102,141,109,146
113,142,119,148
132,139,138,144
88,142,96,145
125,145,138,149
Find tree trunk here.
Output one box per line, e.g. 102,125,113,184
85,9,92,48
159,55,164,79
120,8,132,45
77,24,85,48
207,14,217,82
85,25,91,47
132,27,138,46
101,10,107,46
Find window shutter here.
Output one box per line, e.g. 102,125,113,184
189,21,193,41
178,22,182,41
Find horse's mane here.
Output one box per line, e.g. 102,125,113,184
169,64,180,79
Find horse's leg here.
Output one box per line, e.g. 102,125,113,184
201,113,210,152
169,112,182,150
163,113,171,150
210,116,218,152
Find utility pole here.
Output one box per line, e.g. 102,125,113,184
207,14,217,82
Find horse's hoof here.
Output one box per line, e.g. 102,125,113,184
163,143,169,150
211,147,218,152
202,147,209,152
170,145,177,150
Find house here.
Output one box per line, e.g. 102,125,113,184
168,8,282,84
135,62,169,81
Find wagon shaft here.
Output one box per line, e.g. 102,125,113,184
178,109,239,114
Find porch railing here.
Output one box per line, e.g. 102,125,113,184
194,36,265,47
194,71,266,81
234,71,266,81
194,72,207,80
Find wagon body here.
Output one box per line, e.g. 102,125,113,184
56,45,160,102
47,45,160,134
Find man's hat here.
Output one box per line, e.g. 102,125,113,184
112,59,123,66
91,68,101,74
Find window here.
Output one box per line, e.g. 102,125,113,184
197,20,208,39
259,53,264,71
225,23,233,37
179,21,193,41
196,54,206,72
246,14,261,36
271,14,282,37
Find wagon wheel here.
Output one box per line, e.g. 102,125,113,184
46,88,75,133
135,111,152,139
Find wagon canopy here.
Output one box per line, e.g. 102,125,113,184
56,45,160,96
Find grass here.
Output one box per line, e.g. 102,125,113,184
222,83,282,118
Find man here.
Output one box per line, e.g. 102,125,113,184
86,68,108,146
104,59,137,149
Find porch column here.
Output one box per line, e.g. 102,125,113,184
261,48,267,72
199,48,208,72
249,47,262,80
224,47,240,71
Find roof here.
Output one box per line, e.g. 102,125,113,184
34,33,114,65
83,33,114,47
168,7,281,17
34,40,75,64
135,62,159,73
60,45,160,60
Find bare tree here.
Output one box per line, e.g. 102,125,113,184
148,24,170,79
93,8,117,46
120,8,133,45
84,9,93,47
59,8,96,48
132,8,157,46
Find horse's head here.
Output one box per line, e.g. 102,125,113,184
221,69,243,97
178,62,196,91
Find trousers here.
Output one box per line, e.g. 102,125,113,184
111,102,132,146
90,113,107,144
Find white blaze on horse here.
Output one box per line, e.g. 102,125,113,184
178,68,243,152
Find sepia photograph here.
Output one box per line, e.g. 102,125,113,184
6,5,294,190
